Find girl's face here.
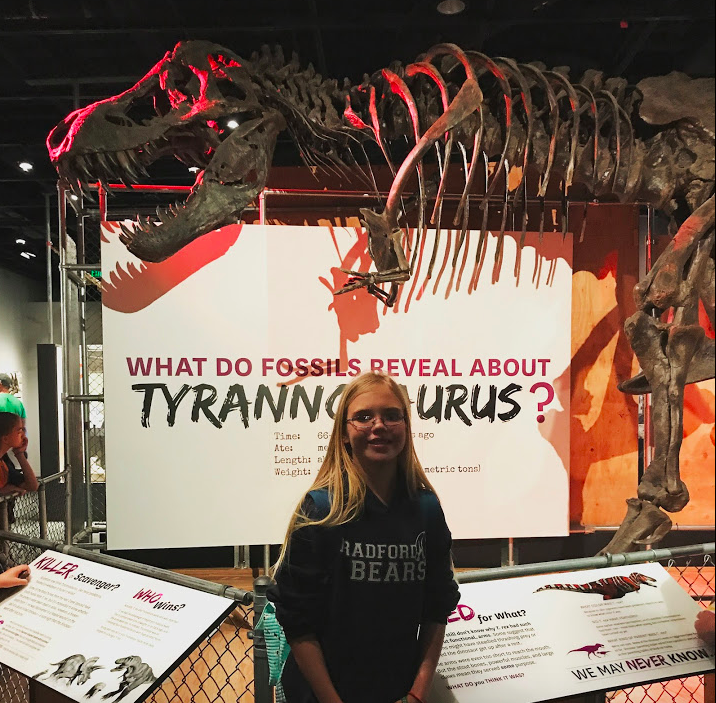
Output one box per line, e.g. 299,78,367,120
1,418,24,450
344,386,407,471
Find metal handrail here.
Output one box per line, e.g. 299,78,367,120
0,530,253,605
457,542,715,583
37,470,67,486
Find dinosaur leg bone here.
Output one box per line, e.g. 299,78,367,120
598,498,672,556
623,311,691,512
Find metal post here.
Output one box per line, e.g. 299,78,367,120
45,193,54,344
258,189,267,225
65,442,73,544
234,545,250,569
252,575,275,703
644,206,654,471
98,183,108,221
0,502,9,560
77,195,94,527
501,537,518,566
58,183,85,542
637,206,654,484
38,484,48,540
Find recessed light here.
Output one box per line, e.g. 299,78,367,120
226,119,239,129
16,238,26,245
437,0,465,14
69,194,79,201
188,166,200,173
20,251,36,259
18,161,34,172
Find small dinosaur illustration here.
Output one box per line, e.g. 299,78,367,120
568,643,609,658
535,572,657,600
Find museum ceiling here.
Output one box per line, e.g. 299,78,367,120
0,0,713,281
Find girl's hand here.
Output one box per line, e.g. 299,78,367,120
0,564,31,588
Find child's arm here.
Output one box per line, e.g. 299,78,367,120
403,621,446,703
289,635,344,703
11,440,39,492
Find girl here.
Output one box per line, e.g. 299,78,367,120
269,372,459,703
0,411,39,495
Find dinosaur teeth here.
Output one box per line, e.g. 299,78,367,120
96,152,114,178
75,155,93,181
69,180,83,202
115,151,138,182
118,223,135,244
156,206,173,225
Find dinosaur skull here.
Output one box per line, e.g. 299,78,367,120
47,41,283,262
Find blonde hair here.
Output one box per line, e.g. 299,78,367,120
274,372,437,571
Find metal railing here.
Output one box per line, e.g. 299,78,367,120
458,542,715,703
0,531,713,703
0,531,260,703
0,471,69,559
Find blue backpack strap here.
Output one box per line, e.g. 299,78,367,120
307,487,331,517
418,489,441,525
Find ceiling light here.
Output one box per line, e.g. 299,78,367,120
69,194,79,201
226,119,239,129
20,251,36,259
188,166,200,173
18,161,34,172
437,0,465,15
16,238,26,245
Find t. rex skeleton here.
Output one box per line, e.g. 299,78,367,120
47,41,715,554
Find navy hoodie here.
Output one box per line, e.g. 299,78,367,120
268,482,459,703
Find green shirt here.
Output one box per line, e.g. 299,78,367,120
0,393,26,418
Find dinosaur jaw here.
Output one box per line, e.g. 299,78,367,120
116,177,253,262
53,121,220,200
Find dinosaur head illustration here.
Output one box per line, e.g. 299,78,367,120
47,41,284,262
630,572,658,587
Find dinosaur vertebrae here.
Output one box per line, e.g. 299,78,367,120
250,43,694,214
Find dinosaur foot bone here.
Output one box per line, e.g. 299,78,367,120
598,498,673,556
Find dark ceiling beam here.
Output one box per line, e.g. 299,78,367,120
26,76,140,86
613,20,659,76
308,0,327,77
0,14,711,38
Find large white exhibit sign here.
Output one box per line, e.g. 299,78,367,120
0,551,235,703
431,563,714,702
101,223,573,549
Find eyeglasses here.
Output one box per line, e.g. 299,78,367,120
346,410,405,430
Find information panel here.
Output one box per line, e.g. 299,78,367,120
0,551,235,703
431,562,714,702
102,223,573,548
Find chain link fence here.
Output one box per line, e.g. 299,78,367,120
0,533,258,703
0,472,67,549
81,214,106,525
606,554,714,703
457,544,715,703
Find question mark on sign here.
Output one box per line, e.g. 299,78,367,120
529,382,555,423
